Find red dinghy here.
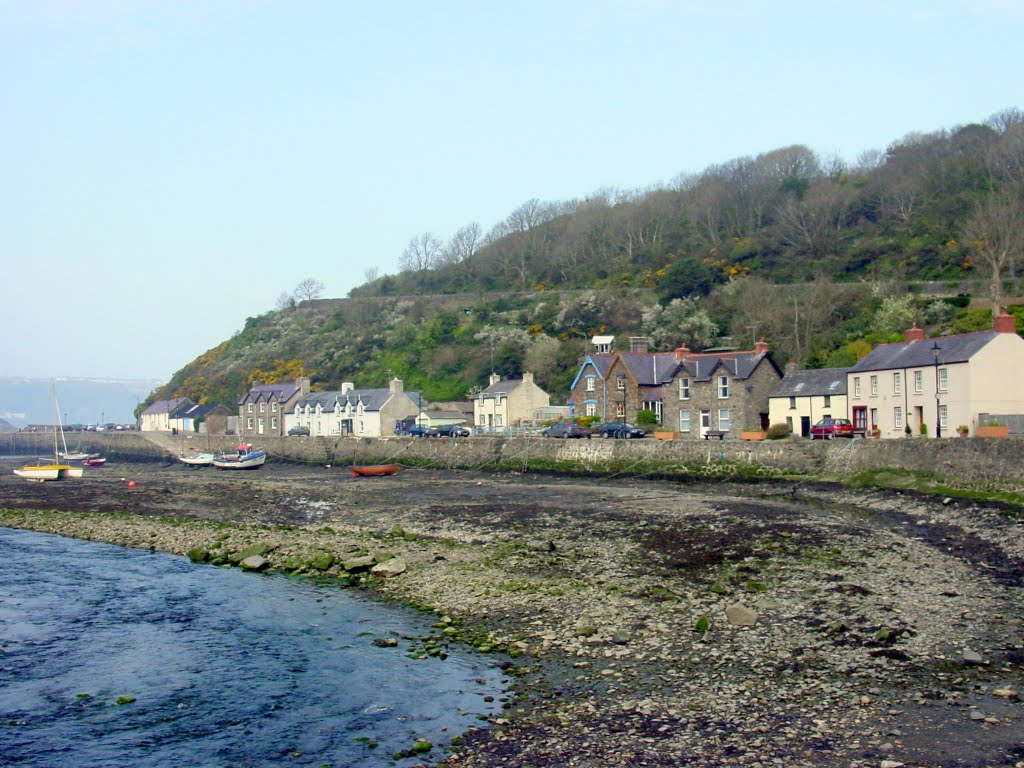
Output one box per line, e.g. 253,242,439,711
83,455,106,467
351,464,400,477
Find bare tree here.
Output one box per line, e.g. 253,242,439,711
962,190,1024,311
363,266,380,284
440,222,482,266
399,232,443,272
293,278,326,301
275,291,295,310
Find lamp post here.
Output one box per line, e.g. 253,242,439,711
932,341,942,439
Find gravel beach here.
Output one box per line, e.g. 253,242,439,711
1,460,1022,767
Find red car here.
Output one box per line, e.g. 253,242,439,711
810,418,855,439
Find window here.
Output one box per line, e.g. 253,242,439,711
478,414,486,425
585,376,595,392
893,372,901,395
247,403,254,413
789,397,796,410
271,402,278,412
679,410,691,432
894,407,903,430
853,377,861,398
271,417,278,430
938,368,948,391
585,402,596,417
939,405,948,432
914,370,923,393
823,395,831,407
785,416,793,432
615,401,625,418
246,417,254,430
870,376,878,396
495,415,503,427
718,408,731,431
718,376,729,399
616,376,626,390
642,400,663,424
679,378,690,400
259,402,266,413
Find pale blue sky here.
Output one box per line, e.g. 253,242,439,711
2,0,1020,380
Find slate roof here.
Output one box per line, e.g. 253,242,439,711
849,332,998,373
172,402,229,419
617,349,776,386
142,397,192,416
770,368,849,398
238,382,303,406
570,353,618,389
480,379,524,397
295,388,420,412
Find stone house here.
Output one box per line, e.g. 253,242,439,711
768,368,849,438
474,372,551,432
847,311,1024,438
139,397,194,432
169,402,233,435
568,351,618,421
575,338,782,438
290,379,421,438
238,377,310,438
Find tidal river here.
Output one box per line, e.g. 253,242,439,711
0,527,506,767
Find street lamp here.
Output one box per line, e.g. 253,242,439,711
932,341,942,439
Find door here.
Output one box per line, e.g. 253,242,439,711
699,409,711,438
853,406,867,434
257,418,264,435
800,415,811,438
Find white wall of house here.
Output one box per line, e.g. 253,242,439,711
965,333,1024,428
768,394,849,436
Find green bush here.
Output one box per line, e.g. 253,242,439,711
636,409,659,429
766,423,791,440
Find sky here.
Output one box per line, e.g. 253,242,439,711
1,0,1021,382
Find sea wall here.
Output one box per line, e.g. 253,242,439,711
5,431,1023,486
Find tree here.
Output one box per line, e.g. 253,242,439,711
962,190,1024,312
293,278,325,302
440,222,482,266
399,232,443,272
275,292,296,311
641,297,718,351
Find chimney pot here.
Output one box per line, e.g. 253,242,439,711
754,337,770,356
489,373,501,386
673,344,691,362
904,324,926,342
994,308,1016,333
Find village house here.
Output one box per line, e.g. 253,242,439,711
768,368,849,438
238,377,310,438
474,372,551,432
567,336,619,421
169,402,233,436
571,337,782,438
289,378,420,438
847,311,1024,438
139,397,194,432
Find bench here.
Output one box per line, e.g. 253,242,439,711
703,430,727,440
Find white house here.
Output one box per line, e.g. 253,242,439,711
291,378,421,438
474,372,551,432
768,368,849,438
847,311,1024,438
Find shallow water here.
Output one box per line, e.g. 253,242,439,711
0,528,505,767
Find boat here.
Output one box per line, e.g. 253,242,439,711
213,444,267,470
54,384,90,460
351,464,400,477
180,452,216,468
13,383,88,481
83,455,107,467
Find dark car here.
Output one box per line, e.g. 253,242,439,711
287,425,310,437
598,421,646,439
407,425,439,437
541,422,593,439
436,424,471,438
809,417,854,439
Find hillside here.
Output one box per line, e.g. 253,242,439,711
141,110,1024,413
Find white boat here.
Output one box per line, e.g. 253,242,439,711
180,452,216,468
213,445,267,470
13,383,88,482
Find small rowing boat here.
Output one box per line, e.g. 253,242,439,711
351,464,400,477
83,455,107,467
180,452,216,468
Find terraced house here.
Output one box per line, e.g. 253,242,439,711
290,378,420,438
572,337,782,438
238,377,310,438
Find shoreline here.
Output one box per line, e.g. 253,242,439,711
2,463,1023,767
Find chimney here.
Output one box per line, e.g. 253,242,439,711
629,336,650,353
785,359,798,376
389,377,404,394
673,344,691,362
251,380,262,389
994,308,1016,333
754,338,770,356
341,382,354,395
298,376,311,396
904,324,926,342
489,372,501,386
522,371,534,384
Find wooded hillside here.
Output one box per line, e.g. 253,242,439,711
140,109,1024,414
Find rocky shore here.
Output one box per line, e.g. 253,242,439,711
1,461,1022,767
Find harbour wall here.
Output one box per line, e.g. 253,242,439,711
3,431,1022,487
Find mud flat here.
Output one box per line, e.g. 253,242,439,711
1,461,1022,768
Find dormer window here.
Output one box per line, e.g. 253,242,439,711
617,376,626,391
259,402,266,413
679,378,691,400
718,376,729,399
271,401,278,412
585,376,595,392
247,403,254,413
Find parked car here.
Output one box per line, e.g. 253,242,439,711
287,425,310,437
809,417,855,439
436,424,471,438
598,421,646,439
407,425,439,437
541,422,593,439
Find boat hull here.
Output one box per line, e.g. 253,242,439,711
213,451,267,470
83,457,106,467
180,453,216,467
13,463,82,481
351,464,400,477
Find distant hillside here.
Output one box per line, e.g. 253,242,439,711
0,378,162,427
143,109,1024,413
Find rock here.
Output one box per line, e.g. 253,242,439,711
240,555,269,571
725,604,758,627
961,649,986,665
342,555,376,573
695,615,711,633
373,637,399,647
993,687,1018,699
186,547,209,563
389,524,405,538
309,552,335,571
880,761,905,768
610,629,630,645
969,709,987,721
371,558,407,578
